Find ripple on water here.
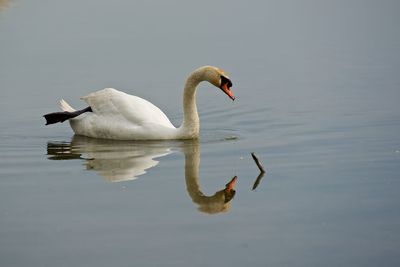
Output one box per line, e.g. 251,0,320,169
200,128,241,144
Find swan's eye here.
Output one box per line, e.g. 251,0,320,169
220,75,232,89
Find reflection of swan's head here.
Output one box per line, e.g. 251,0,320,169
194,66,235,101
195,176,237,214
183,141,237,214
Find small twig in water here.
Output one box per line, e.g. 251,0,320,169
251,152,266,173
252,172,265,191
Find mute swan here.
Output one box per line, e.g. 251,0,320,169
43,66,235,140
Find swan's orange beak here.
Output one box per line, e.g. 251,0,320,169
220,76,235,101
221,83,235,101
223,176,237,203
226,176,237,191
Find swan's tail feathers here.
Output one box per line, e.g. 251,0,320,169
59,99,76,112
43,106,92,125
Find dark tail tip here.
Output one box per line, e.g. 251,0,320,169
43,106,93,125
43,112,71,125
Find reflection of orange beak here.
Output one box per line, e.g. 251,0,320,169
221,83,235,101
226,176,237,190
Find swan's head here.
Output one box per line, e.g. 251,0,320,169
201,66,235,101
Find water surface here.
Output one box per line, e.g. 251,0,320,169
1,1,400,266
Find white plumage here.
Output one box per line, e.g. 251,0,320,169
68,88,177,140
45,66,234,140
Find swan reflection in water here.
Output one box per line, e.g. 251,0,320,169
47,136,172,182
0,0,11,11
47,135,237,214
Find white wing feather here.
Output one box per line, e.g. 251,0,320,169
59,99,75,112
80,88,174,128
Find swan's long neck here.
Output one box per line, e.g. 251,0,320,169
178,69,204,138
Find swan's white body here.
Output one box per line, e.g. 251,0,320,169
67,88,179,140
55,66,234,140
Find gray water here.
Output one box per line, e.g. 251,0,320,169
1,1,400,266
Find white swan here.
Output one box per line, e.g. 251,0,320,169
44,66,235,140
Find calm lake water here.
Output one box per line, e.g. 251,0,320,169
1,1,400,266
